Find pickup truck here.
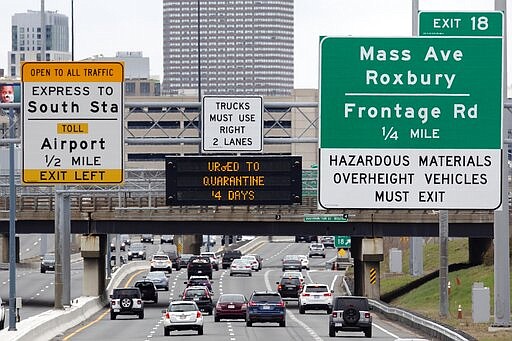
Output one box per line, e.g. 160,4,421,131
187,256,213,279
221,250,242,269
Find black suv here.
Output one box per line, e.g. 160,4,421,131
221,250,242,269
276,277,303,299
182,286,214,314
134,280,158,303
187,256,213,279
246,291,286,327
329,296,372,338
110,287,144,320
40,253,55,273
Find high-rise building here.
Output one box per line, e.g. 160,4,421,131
162,0,294,97
8,10,71,77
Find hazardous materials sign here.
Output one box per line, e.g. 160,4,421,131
21,62,124,184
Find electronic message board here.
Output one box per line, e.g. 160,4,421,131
166,156,302,205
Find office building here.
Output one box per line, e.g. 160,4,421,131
8,10,71,77
84,52,161,96
162,0,294,97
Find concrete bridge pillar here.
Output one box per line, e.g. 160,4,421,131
0,233,7,263
183,234,202,254
468,237,492,265
0,234,19,263
352,237,383,299
81,234,107,296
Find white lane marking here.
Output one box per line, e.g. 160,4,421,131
264,269,323,341
33,241,38,246
373,322,400,339
330,274,338,291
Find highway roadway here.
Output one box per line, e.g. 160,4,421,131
18,237,429,341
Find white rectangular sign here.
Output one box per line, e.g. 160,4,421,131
319,149,501,209
21,62,124,184
202,96,263,153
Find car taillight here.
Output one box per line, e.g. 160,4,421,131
302,293,310,297
277,285,282,290
324,293,332,296
277,301,285,307
332,312,337,318
249,301,256,306
365,312,371,318
241,303,247,309
137,300,142,305
165,312,170,319
298,285,303,290
216,303,221,309
196,311,202,318
111,300,115,305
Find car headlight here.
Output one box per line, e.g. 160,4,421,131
128,251,132,255
139,251,144,255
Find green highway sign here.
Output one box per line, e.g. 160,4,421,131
319,37,502,149
303,214,348,223
419,12,503,37
335,236,351,248
319,36,503,209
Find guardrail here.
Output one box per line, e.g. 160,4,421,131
369,299,475,341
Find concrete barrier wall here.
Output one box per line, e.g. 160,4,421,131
0,261,148,341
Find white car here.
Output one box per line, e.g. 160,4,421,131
240,255,259,271
298,255,310,270
230,258,253,276
163,300,204,336
309,243,326,258
200,251,219,271
150,254,173,273
281,271,305,284
298,283,333,314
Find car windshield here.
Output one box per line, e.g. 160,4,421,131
130,244,144,251
113,289,139,298
232,259,249,265
281,278,301,285
252,294,281,303
305,285,329,293
152,255,168,260
135,282,154,290
190,279,210,286
311,244,323,248
44,254,55,260
336,297,370,310
169,303,196,312
146,272,165,279
219,294,245,303
185,289,207,297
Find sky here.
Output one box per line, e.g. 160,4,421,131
0,0,509,91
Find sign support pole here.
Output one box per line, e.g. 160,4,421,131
8,107,17,331
493,0,510,328
439,210,449,318
409,0,424,278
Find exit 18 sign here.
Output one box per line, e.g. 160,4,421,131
21,62,124,184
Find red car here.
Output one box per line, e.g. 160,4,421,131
214,293,248,322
